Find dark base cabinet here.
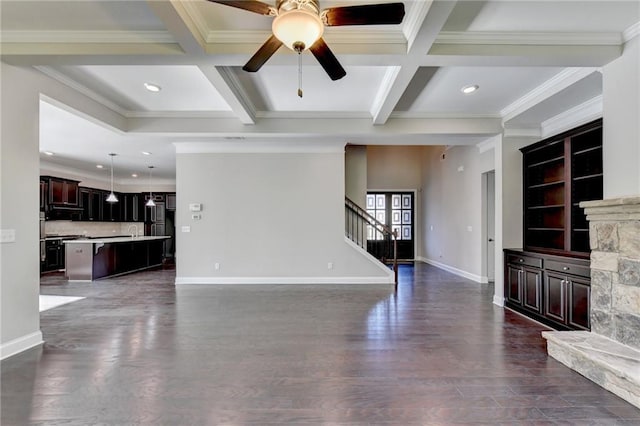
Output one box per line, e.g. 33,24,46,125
504,249,590,331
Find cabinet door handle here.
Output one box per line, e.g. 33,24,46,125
519,258,524,262
563,266,569,271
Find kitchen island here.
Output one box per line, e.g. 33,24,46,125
64,236,170,281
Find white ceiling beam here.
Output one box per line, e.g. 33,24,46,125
145,0,206,55
198,66,256,124
370,65,418,125
126,115,503,137
408,0,458,55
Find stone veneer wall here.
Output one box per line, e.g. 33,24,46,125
584,197,640,351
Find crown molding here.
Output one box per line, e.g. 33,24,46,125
623,21,640,43
174,140,345,154
35,66,128,117
389,111,501,120
541,96,602,138
124,110,236,119
178,0,211,42
0,30,175,44
436,31,622,46
501,67,599,123
255,111,372,120
206,29,406,45
476,136,497,153
503,128,541,139
403,0,433,51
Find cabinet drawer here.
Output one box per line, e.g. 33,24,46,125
545,260,590,278
507,254,542,269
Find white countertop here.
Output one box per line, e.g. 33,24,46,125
63,236,170,244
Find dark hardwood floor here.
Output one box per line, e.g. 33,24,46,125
2,264,639,425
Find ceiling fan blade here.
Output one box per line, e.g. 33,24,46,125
323,3,405,26
243,35,283,72
206,0,273,16
309,38,346,81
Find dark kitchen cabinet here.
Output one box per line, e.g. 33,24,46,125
122,193,142,222
40,179,47,211
102,194,122,222
504,249,591,331
505,253,543,314
44,176,79,206
43,239,65,272
80,187,103,221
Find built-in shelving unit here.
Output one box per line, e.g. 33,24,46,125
522,119,603,256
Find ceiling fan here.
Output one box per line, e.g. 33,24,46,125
207,0,405,82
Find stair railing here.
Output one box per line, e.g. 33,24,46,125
344,197,398,287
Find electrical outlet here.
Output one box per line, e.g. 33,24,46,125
327,262,333,270
214,263,220,270
0,229,16,243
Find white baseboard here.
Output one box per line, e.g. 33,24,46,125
416,257,486,283
493,294,505,307
175,276,395,285
0,331,43,360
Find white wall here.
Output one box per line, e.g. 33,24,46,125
344,145,367,207
419,145,489,282
603,37,640,198
174,145,392,284
0,62,128,359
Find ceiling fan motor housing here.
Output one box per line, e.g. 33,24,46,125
276,0,321,15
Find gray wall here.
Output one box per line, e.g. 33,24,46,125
344,145,367,207
603,37,640,198
175,149,392,283
1,62,125,358
367,145,423,190
419,145,489,281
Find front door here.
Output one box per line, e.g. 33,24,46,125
366,192,414,260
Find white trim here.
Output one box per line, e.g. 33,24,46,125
174,140,345,154
255,111,372,120
501,68,599,123
623,21,640,44
476,136,497,153
541,96,603,138
371,66,402,123
403,0,433,51
175,276,394,285
416,257,486,283
503,128,541,138
436,31,622,46
493,294,505,307
180,0,213,42
206,30,406,46
0,331,43,360
389,111,501,120
0,30,175,44
125,110,235,119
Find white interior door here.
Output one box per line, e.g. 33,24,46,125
487,171,496,281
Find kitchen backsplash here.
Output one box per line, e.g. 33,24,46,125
45,221,143,237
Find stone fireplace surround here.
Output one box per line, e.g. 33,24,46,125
543,196,640,409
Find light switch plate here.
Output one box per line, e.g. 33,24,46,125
181,226,191,233
0,229,16,243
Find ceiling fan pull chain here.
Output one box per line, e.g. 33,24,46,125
298,50,303,98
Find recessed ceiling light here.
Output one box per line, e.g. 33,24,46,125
461,85,479,94
132,173,138,178
144,83,161,93
43,151,54,156
96,164,104,169
142,151,152,156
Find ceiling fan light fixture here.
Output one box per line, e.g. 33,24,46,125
272,9,324,51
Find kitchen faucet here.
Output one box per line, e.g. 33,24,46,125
127,224,139,238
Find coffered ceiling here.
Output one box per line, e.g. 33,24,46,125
1,0,638,183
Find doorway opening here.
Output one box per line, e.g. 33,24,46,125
366,192,414,260
481,171,496,282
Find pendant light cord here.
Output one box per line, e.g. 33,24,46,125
298,51,303,98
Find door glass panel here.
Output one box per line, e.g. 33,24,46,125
392,211,401,225
392,194,401,208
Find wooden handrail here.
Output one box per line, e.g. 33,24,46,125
344,196,398,289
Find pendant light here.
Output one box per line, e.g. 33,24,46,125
146,166,156,207
106,153,118,203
